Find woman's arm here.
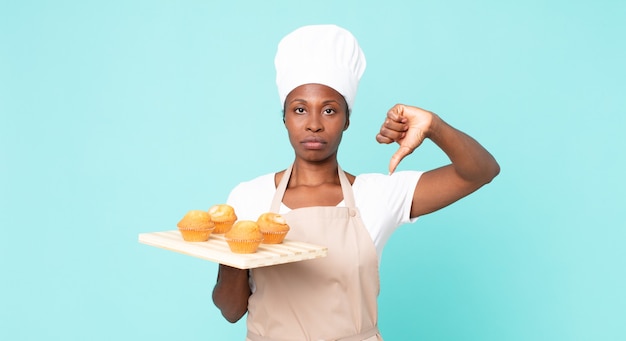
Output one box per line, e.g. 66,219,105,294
376,104,500,218
212,264,251,323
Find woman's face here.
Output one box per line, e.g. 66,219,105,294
283,83,350,163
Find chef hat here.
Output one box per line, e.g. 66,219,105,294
275,24,366,112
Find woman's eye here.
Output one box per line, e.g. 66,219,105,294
324,108,335,115
295,108,305,114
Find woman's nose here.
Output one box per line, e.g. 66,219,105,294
306,114,323,132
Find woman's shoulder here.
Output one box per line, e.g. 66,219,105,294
354,170,423,187
227,172,277,220
228,173,276,203
352,171,424,227
352,170,423,204
232,172,276,190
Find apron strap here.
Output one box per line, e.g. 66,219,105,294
337,165,355,208
270,164,293,212
269,164,355,213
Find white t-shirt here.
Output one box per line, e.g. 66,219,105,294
227,170,423,262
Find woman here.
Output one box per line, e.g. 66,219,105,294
212,25,500,341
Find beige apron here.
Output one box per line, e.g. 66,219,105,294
246,164,383,341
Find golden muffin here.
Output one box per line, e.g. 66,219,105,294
256,212,290,244
208,204,238,234
177,210,215,242
225,220,263,254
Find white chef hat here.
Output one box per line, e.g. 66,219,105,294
275,24,366,112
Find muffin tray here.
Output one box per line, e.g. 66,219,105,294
138,230,327,269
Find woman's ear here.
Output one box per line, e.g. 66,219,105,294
343,102,350,131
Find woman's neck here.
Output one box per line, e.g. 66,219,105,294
289,159,340,188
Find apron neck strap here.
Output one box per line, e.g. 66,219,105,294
337,165,356,208
270,163,355,212
270,164,293,212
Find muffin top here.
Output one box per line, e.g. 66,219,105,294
177,210,214,229
256,212,290,233
208,204,237,222
225,220,263,240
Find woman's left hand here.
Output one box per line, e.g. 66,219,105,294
376,104,436,174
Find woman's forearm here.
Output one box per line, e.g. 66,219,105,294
428,114,500,185
212,264,251,323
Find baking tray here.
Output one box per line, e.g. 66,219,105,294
138,230,327,269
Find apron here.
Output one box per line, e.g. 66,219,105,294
246,164,383,341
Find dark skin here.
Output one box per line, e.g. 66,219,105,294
212,83,500,322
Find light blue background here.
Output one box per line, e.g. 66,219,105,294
1,1,625,340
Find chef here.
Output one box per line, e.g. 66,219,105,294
212,24,500,341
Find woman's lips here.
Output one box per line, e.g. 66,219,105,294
301,137,326,150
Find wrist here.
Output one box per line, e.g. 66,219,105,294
425,112,444,140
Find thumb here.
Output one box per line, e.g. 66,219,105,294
388,145,413,174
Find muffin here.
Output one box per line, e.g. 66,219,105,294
256,212,290,244
208,204,238,234
225,220,263,254
177,210,215,242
